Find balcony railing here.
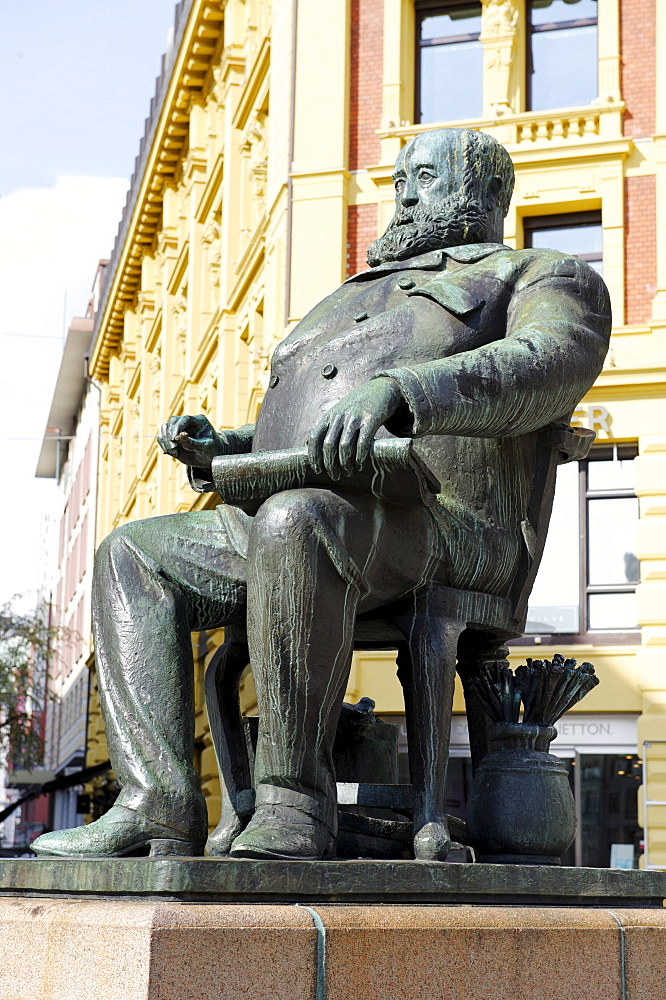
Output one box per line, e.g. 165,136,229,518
376,101,625,153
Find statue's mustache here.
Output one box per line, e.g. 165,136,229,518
386,201,478,230
367,199,489,267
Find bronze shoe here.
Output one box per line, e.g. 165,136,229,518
412,819,451,862
31,805,205,859
229,802,336,861
205,814,246,857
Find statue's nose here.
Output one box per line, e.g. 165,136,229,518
400,190,418,208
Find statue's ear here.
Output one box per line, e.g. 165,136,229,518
487,175,503,207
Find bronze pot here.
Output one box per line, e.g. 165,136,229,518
466,723,576,865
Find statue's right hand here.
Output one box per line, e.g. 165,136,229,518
157,414,227,468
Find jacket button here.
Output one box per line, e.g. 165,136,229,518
353,312,368,322
321,364,338,379
397,277,415,290
269,374,279,388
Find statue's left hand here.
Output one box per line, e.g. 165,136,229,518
306,378,404,479
157,414,229,468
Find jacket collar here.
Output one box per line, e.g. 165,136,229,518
344,243,512,282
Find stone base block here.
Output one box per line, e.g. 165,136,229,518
0,899,315,1000
1,898,666,1000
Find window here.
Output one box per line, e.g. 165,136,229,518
528,0,598,112
526,446,640,638
416,2,483,124
523,211,603,275
576,753,642,869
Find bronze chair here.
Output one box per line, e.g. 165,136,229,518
204,423,594,858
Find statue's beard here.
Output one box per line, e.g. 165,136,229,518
367,196,490,267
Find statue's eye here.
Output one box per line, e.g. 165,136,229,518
419,170,434,183
394,178,405,193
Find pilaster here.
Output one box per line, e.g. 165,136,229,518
289,0,352,321
379,0,414,165
637,690,666,869
480,0,522,117
650,135,666,321
598,0,621,103
635,435,666,648
633,433,666,866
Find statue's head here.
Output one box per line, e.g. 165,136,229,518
367,128,515,267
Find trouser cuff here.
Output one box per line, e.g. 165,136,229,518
255,783,335,830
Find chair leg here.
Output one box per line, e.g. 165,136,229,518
204,625,253,855
396,641,416,783
395,589,465,861
457,632,510,774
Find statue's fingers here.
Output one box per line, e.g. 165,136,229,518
355,419,377,471
338,419,361,476
307,420,328,474
322,415,344,480
158,422,179,457
170,414,196,438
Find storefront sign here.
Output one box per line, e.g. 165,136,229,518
449,713,638,755
571,403,612,437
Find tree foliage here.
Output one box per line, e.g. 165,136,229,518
0,598,68,770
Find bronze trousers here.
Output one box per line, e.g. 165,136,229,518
92,489,448,836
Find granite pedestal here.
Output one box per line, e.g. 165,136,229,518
1,860,664,1000
1,897,666,1000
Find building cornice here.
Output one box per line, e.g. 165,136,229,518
89,0,226,381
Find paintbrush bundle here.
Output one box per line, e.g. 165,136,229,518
469,653,599,727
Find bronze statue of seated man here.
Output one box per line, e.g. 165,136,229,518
32,128,610,863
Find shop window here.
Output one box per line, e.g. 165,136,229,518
528,0,598,112
576,753,642,868
415,1,483,124
526,445,640,639
523,210,603,275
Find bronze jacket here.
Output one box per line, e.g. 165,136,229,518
220,243,611,594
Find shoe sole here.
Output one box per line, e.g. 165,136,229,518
229,842,336,861
32,837,204,859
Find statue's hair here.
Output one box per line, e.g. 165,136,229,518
405,128,515,218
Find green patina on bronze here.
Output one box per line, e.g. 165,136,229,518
3,858,666,906
30,128,611,867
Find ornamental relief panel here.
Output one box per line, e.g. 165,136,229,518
480,0,520,115
202,212,222,289
173,291,188,372
482,0,519,37
148,351,162,427
240,110,268,242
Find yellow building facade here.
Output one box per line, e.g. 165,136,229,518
88,0,665,866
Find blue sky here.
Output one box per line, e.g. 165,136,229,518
0,0,176,193
0,1,177,607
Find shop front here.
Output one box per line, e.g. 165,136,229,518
381,712,642,868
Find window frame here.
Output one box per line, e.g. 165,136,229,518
515,444,641,647
414,0,483,124
526,0,599,112
523,210,603,269
580,444,640,636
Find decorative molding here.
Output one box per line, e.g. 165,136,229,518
232,34,270,131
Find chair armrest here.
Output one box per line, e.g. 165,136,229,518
548,425,596,465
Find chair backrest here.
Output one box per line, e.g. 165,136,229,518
351,422,596,642
509,422,596,630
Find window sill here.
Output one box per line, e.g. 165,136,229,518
510,631,641,648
